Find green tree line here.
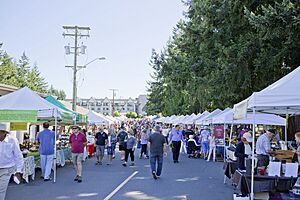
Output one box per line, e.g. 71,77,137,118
146,0,300,116
0,47,66,99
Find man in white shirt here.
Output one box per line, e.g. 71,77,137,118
256,129,276,167
0,123,24,200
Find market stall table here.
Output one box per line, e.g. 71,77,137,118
22,156,35,183
232,170,297,196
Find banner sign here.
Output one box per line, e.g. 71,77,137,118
0,110,37,122
10,122,28,131
214,125,224,139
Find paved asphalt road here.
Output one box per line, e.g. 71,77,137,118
6,150,233,200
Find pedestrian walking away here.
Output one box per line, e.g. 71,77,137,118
200,126,211,159
36,122,56,181
0,123,24,200
149,125,167,179
117,125,128,161
69,125,87,183
140,129,149,159
95,126,108,165
107,127,117,165
168,125,183,163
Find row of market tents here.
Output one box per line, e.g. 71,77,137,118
0,86,124,125
154,107,286,127
0,86,126,183
154,66,300,199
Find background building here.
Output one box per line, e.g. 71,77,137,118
65,94,147,115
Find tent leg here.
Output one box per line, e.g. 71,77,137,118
251,108,256,200
54,108,57,183
285,113,288,144
223,123,226,162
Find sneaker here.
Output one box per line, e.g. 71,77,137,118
95,161,99,165
44,178,52,182
122,163,127,167
156,175,160,179
74,175,79,181
77,176,82,183
130,163,135,166
152,171,157,180
99,161,102,165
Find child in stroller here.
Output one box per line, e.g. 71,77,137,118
187,135,200,158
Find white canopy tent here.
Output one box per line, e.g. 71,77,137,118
0,87,71,183
87,111,110,125
155,116,166,123
164,115,177,124
0,87,66,120
180,113,194,124
195,109,222,125
233,66,300,200
212,109,286,126
203,108,230,125
183,113,202,124
171,115,185,124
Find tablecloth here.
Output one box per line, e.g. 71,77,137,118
232,170,297,196
22,156,35,183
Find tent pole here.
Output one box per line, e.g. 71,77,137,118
251,108,256,200
54,108,57,183
223,123,226,162
229,120,234,145
285,112,288,144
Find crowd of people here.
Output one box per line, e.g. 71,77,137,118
0,119,220,200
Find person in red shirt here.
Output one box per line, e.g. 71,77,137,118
69,125,87,183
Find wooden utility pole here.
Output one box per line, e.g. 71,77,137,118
62,26,90,112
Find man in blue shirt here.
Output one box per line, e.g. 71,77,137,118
36,122,56,181
168,125,183,163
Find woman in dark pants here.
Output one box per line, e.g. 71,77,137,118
234,132,252,170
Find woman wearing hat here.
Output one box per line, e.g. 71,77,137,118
234,132,253,170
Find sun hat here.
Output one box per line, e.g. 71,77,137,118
242,132,253,143
0,123,9,133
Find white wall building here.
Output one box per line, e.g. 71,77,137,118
66,95,147,115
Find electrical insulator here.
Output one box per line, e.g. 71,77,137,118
80,45,87,54
64,45,70,55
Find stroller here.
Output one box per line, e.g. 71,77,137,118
187,136,201,158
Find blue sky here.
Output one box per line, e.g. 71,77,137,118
0,0,185,99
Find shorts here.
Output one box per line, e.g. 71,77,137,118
72,153,83,164
96,145,105,157
119,143,126,151
107,146,114,155
202,141,209,154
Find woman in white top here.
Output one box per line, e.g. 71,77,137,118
207,133,216,162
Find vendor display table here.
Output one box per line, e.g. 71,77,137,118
22,156,35,183
232,170,297,196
